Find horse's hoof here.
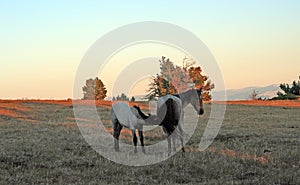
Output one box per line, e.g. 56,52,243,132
142,149,146,154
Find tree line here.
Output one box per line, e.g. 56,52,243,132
82,56,213,101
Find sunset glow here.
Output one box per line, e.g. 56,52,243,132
1,1,299,99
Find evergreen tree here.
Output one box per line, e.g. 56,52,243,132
275,76,300,100
130,96,136,102
116,93,129,101
279,76,300,96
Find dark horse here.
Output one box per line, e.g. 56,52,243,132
158,97,182,156
111,102,149,153
146,88,204,155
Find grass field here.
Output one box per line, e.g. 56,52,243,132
0,100,299,184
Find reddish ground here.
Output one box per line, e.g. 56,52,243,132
0,99,149,119
0,100,37,122
1,99,299,122
214,100,300,108
4,99,149,109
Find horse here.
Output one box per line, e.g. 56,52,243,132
173,88,204,115
146,88,204,155
150,97,182,156
111,102,149,153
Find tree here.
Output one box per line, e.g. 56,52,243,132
116,93,129,101
249,90,258,100
130,96,136,102
147,74,178,100
275,76,300,100
82,77,107,100
147,56,213,100
187,66,213,100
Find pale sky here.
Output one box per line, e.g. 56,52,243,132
0,1,299,99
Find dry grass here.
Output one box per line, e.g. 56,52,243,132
215,100,300,108
0,100,299,184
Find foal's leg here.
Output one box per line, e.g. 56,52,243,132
138,130,145,153
132,129,138,153
113,120,122,152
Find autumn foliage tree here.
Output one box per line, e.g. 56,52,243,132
147,56,213,100
188,66,213,100
82,77,107,100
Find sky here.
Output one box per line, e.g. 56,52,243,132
0,0,299,99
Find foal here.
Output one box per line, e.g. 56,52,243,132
111,102,149,153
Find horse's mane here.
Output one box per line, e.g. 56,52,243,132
173,88,202,97
132,105,149,120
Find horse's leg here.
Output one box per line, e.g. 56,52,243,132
171,130,177,152
113,119,122,152
132,129,138,153
167,134,172,156
178,125,185,153
138,130,145,153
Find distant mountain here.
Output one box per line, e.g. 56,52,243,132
213,84,282,100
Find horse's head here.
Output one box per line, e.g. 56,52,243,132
190,88,204,115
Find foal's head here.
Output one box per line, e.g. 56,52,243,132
190,88,204,115
132,105,150,120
